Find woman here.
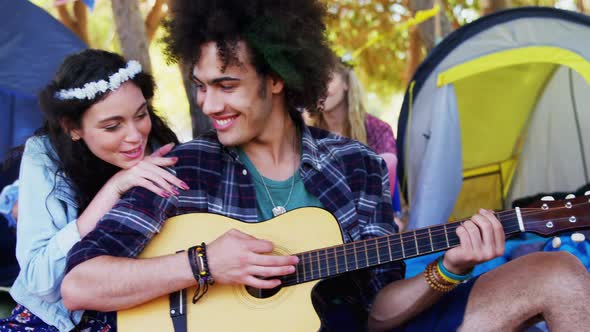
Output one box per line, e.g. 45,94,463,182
306,61,400,213
0,49,186,332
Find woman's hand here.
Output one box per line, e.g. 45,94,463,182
108,143,189,198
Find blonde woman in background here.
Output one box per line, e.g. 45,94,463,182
306,61,401,228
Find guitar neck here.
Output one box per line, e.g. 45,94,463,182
282,210,523,286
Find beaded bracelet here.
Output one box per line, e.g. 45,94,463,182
424,260,456,293
187,242,215,303
437,256,473,282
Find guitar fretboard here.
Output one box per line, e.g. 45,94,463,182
281,211,522,287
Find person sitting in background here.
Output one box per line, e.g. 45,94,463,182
306,60,398,170
0,179,19,288
0,180,18,229
0,49,184,332
305,59,402,228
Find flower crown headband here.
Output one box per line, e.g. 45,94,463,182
54,60,142,100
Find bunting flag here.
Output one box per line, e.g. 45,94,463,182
333,5,442,62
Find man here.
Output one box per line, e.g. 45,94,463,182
63,0,400,330
62,1,590,331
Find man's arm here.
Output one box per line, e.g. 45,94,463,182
364,156,442,330
62,192,298,312
61,184,195,311
62,250,194,311
62,223,299,311
368,274,444,331
359,156,404,302
368,209,506,331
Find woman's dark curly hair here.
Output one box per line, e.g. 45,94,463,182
162,0,335,119
37,49,178,213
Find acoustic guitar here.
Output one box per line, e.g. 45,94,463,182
118,194,590,331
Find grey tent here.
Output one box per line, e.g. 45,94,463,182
397,7,590,229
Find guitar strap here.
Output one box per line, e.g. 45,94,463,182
169,250,188,332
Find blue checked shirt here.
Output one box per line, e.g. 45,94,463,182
66,125,404,310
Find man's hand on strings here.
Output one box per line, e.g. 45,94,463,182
443,209,505,275
206,229,300,289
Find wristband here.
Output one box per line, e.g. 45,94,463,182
187,242,214,303
437,256,473,282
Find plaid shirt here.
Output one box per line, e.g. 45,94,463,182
66,125,404,310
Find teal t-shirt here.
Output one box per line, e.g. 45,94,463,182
237,148,323,221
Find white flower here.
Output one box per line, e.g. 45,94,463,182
73,88,85,99
96,80,109,92
54,60,143,100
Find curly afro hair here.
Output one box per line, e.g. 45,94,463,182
163,0,335,115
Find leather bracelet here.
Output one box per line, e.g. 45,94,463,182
187,243,214,304
187,246,201,282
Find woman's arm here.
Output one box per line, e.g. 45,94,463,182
16,138,80,301
16,140,183,301
76,143,185,237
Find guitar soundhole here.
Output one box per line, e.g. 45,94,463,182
244,283,282,299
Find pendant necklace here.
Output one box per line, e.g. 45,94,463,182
258,133,298,217
260,171,295,217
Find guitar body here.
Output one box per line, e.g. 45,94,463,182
117,194,590,331
117,207,344,332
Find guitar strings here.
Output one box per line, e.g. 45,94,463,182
353,203,587,248
280,214,585,284
285,218,571,284
289,209,550,262
295,213,572,262
294,201,588,258
250,201,589,285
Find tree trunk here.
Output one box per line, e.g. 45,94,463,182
480,0,512,15
404,25,422,85
56,1,89,45
578,0,590,13
408,0,454,53
146,0,168,43
179,61,212,138
111,0,152,73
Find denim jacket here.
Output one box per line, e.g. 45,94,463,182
10,136,84,332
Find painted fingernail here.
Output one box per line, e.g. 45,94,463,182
180,182,189,190
161,191,170,198
171,157,179,162
171,189,180,196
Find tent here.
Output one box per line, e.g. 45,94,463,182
397,7,590,230
0,0,85,288
0,0,86,159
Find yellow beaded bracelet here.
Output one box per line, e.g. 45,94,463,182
424,260,457,293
